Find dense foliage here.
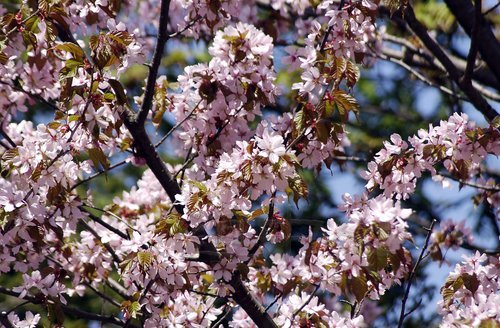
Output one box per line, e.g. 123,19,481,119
0,0,498,327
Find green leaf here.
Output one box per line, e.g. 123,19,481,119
478,319,500,328
0,52,7,65
350,275,368,302
346,61,360,88
462,273,479,294
2,148,19,161
367,247,388,271
333,90,360,121
54,42,85,60
22,30,37,49
383,0,408,15
333,57,346,84
30,162,44,182
88,147,110,171
293,110,305,137
108,79,128,106
315,119,331,144
492,116,500,129
25,16,39,32
374,222,391,241
249,206,269,221
189,180,208,192
288,174,309,206
324,99,335,117
137,250,153,268
129,301,141,319
108,30,133,47
65,58,83,69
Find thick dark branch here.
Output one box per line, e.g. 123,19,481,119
122,112,277,328
444,0,500,83
229,273,278,328
123,120,183,213
397,219,436,328
402,5,498,122
462,0,481,84
136,0,172,125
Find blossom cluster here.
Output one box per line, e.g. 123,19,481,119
361,113,500,200
170,22,278,173
438,252,499,327
0,0,497,327
430,219,474,262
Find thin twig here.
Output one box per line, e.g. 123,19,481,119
404,298,423,319
71,159,127,190
483,1,500,15
247,199,275,261
83,204,139,233
79,219,122,265
372,51,468,101
154,99,202,148
0,80,58,111
438,173,500,192
84,282,121,308
0,127,16,148
291,284,320,322
397,219,436,328
462,0,482,84
210,305,232,328
265,292,283,312
0,286,128,326
403,5,498,122
83,209,130,240
320,0,347,53
461,242,500,255
188,289,220,298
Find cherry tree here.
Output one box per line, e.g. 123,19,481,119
0,0,498,327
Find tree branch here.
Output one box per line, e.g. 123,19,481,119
379,42,499,91
135,0,172,125
443,0,500,83
83,209,130,240
402,5,498,122
247,199,274,261
462,0,481,85
291,284,320,321
397,219,436,328
122,121,184,214
0,286,128,327
229,273,278,328
461,242,500,255
122,80,278,328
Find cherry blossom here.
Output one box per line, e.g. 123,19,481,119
0,1,497,327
